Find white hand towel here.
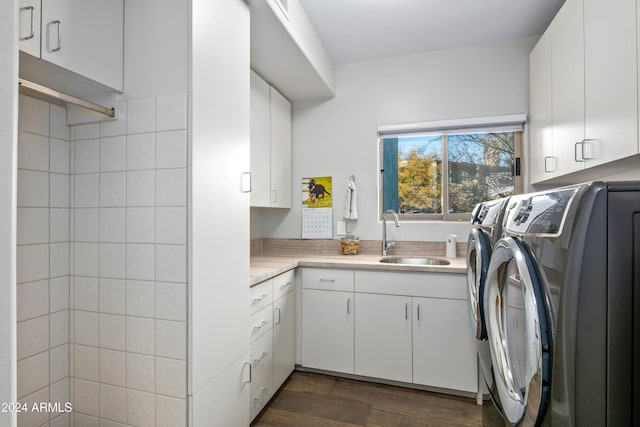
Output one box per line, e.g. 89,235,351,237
344,179,358,219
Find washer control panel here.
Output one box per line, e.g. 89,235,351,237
504,188,578,236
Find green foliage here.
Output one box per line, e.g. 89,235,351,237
394,133,514,214
397,146,442,213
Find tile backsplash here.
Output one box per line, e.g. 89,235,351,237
17,93,188,427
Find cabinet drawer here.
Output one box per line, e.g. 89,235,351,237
302,268,354,292
273,269,295,300
250,279,273,315
249,330,274,420
249,305,273,343
250,329,274,386
355,270,465,300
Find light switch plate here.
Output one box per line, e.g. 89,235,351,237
337,220,346,236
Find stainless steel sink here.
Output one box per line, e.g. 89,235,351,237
379,256,450,266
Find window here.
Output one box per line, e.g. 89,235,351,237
379,115,524,221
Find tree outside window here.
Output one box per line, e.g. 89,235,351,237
382,131,518,220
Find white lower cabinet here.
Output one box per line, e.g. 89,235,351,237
355,293,412,383
413,297,477,393
301,288,354,373
248,269,296,421
300,268,477,395
274,290,296,388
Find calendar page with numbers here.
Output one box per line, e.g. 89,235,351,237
302,176,332,239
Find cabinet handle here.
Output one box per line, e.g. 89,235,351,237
280,281,291,290
243,361,252,384
19,6,35,41
241,172,251,193
347,297,351,314
272,189,278,203
416,303,421,321
582,139,595,160
253,351,268,364
405,303,408,319
254,387,268,401
544,156,555,173
48,20,62,52
574,141,585,163
252,320,268,333
274,307,281,325
251,294,268,305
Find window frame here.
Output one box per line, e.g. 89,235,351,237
378,118,524,222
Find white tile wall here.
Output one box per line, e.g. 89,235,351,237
17,94,188,426
126,353,155,392
127,132,156,170
17,280,49,322
126,389,156,427
126,207,155,243
155,395,187,427
126,317,155,355
17,386,50,427
99,279,126,315
156,130,187,169
99,208,126,243
126,280,155,318
100,384,127,423
99,314,126,351
99,349,126,387
100,135,127,172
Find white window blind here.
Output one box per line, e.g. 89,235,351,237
377,114,527,138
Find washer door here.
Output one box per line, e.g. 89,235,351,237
466,228,492,340
484,237,552,426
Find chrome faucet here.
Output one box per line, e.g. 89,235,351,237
382,209,400,256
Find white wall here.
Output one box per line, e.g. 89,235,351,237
259,36,537,243
0,1,18,425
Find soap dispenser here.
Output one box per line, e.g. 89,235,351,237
446,234,457,258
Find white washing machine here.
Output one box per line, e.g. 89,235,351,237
484,182,640,426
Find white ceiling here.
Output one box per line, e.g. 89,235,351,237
299,0,565,65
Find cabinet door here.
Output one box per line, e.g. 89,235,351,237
269,86,291,208
273,291,296,389
301,289,354,374
41,0,123,90
192,354,250,427
413,297,477,393
355,293,412,383
551,0,585,177
583,0,638,165
19,0,41,57
529,31,554,184
250,71,272,207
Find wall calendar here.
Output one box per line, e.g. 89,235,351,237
301,176,332,239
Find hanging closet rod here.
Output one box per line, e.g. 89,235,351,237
18,78,116,118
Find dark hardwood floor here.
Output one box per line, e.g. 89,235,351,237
252,371,504,427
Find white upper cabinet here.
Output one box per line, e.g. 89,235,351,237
529,0,639,184
250,71,292,208
19,0,124,92
529,31,554,184
583,0,638,166
249,0,335,100
550,0,585,177
19,0,41,57
251,71,272,207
